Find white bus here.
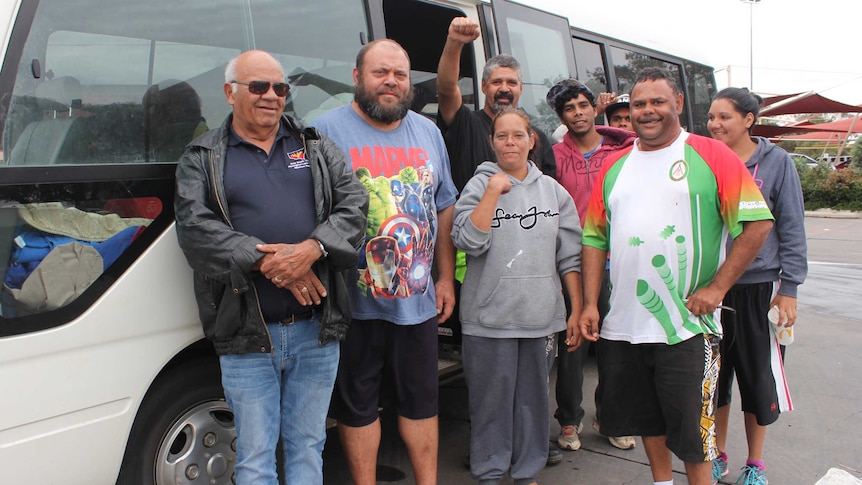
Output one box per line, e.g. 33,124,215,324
0,0,716,483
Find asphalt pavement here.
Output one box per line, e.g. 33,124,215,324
322,214,862,484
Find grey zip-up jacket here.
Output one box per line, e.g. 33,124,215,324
730,137,807,297
175,114,368,355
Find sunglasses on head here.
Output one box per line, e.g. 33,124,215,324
232,80,290,97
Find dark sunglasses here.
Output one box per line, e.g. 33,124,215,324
232,80,290,97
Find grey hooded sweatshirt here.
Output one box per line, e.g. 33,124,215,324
730,137,807,297
452,161,582,339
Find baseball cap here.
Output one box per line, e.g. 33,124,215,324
545,79,595,110
606,94,630,116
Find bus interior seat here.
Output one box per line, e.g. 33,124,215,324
8,76,82,166
35,76,82,111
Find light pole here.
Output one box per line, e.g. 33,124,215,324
740,0,761,90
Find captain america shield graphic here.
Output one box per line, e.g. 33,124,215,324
377,214,431,295
379,214,421,256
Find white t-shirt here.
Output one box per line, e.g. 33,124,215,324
583,131,773,344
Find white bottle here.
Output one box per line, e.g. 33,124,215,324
768,306,794,345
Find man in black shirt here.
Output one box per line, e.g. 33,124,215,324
437,16,556,191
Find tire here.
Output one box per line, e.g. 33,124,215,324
117,359,236,485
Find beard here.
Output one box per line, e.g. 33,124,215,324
491,92,515,113
355,81,415,124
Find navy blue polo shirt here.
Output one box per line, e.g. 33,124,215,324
224,122,316,321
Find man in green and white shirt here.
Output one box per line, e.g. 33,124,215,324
578,68,773,485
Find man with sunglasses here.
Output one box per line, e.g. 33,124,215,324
174,50,368,484
312,39,457,485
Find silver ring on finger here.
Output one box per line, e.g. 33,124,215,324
274,276,283,283
301,286,309,293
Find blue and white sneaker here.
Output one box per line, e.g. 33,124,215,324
735,464,768,485
712,456,729,484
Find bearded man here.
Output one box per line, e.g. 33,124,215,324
436,16,556,191
312,39,458,485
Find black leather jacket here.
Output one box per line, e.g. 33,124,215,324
175,114,368,355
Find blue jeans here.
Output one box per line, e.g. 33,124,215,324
219,316,339,485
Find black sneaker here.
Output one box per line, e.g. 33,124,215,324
547,446,562,466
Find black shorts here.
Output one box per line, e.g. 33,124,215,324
330,317,439,427
598,335,720,463
718,282,788,426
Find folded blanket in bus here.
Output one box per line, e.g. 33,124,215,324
4,225,144,289
17,202,151,242
4,242,103,313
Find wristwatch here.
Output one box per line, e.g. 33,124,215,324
314,239,328,259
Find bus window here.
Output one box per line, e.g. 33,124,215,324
0,190,165,325
685,60,718,137
608,46,690,132
1,0,368,167
491,0,576,136
572,36,608,99
571,36,609,127
608,46,682,97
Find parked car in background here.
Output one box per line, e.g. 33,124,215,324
831,157,853,170
819,154,853,169
790,153,834,170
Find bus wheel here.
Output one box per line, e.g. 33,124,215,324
117,360,236,485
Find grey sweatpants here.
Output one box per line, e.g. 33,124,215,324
463,334,554,484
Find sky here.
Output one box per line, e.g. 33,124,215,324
526,0,862,106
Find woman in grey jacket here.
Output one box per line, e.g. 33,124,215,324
451,108,583,485
707,87,808,485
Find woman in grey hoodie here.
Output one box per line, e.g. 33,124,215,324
451,108,583,485
707,87,808,485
